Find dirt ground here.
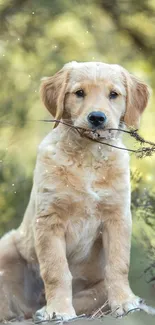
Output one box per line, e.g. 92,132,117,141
1,312,155,325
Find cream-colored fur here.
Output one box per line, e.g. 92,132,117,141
0,62,150,321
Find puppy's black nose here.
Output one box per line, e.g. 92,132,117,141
87,111,107,128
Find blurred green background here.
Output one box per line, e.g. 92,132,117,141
0,0,155,323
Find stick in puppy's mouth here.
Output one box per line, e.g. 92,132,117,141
39,118,155,157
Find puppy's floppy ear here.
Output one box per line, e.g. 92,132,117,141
122,69,150,129
40,68,69,127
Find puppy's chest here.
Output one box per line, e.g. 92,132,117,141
63,160,115,204
66,214,102,263
62,160,115,263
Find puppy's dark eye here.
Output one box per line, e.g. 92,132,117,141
75,89,85,98
109,91,119,99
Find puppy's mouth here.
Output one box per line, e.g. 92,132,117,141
73,112,120,140
72,118,122,141
78,125,119,141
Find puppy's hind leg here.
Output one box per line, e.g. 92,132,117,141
0,230,44,321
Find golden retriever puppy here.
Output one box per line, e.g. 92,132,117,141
0,62,150,321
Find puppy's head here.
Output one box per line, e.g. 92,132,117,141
41,61,150,132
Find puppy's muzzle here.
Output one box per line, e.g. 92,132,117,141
87,111,107,128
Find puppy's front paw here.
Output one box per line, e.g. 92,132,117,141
111,295,143,317
34,305,76,322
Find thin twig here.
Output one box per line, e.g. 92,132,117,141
91,300,109,318
39,119,98,133
144,263,155,274
116,307,141,318
38,119,155,158
143,262,155,283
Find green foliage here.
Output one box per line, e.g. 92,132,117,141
131,171,155,259
0,149,32,236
